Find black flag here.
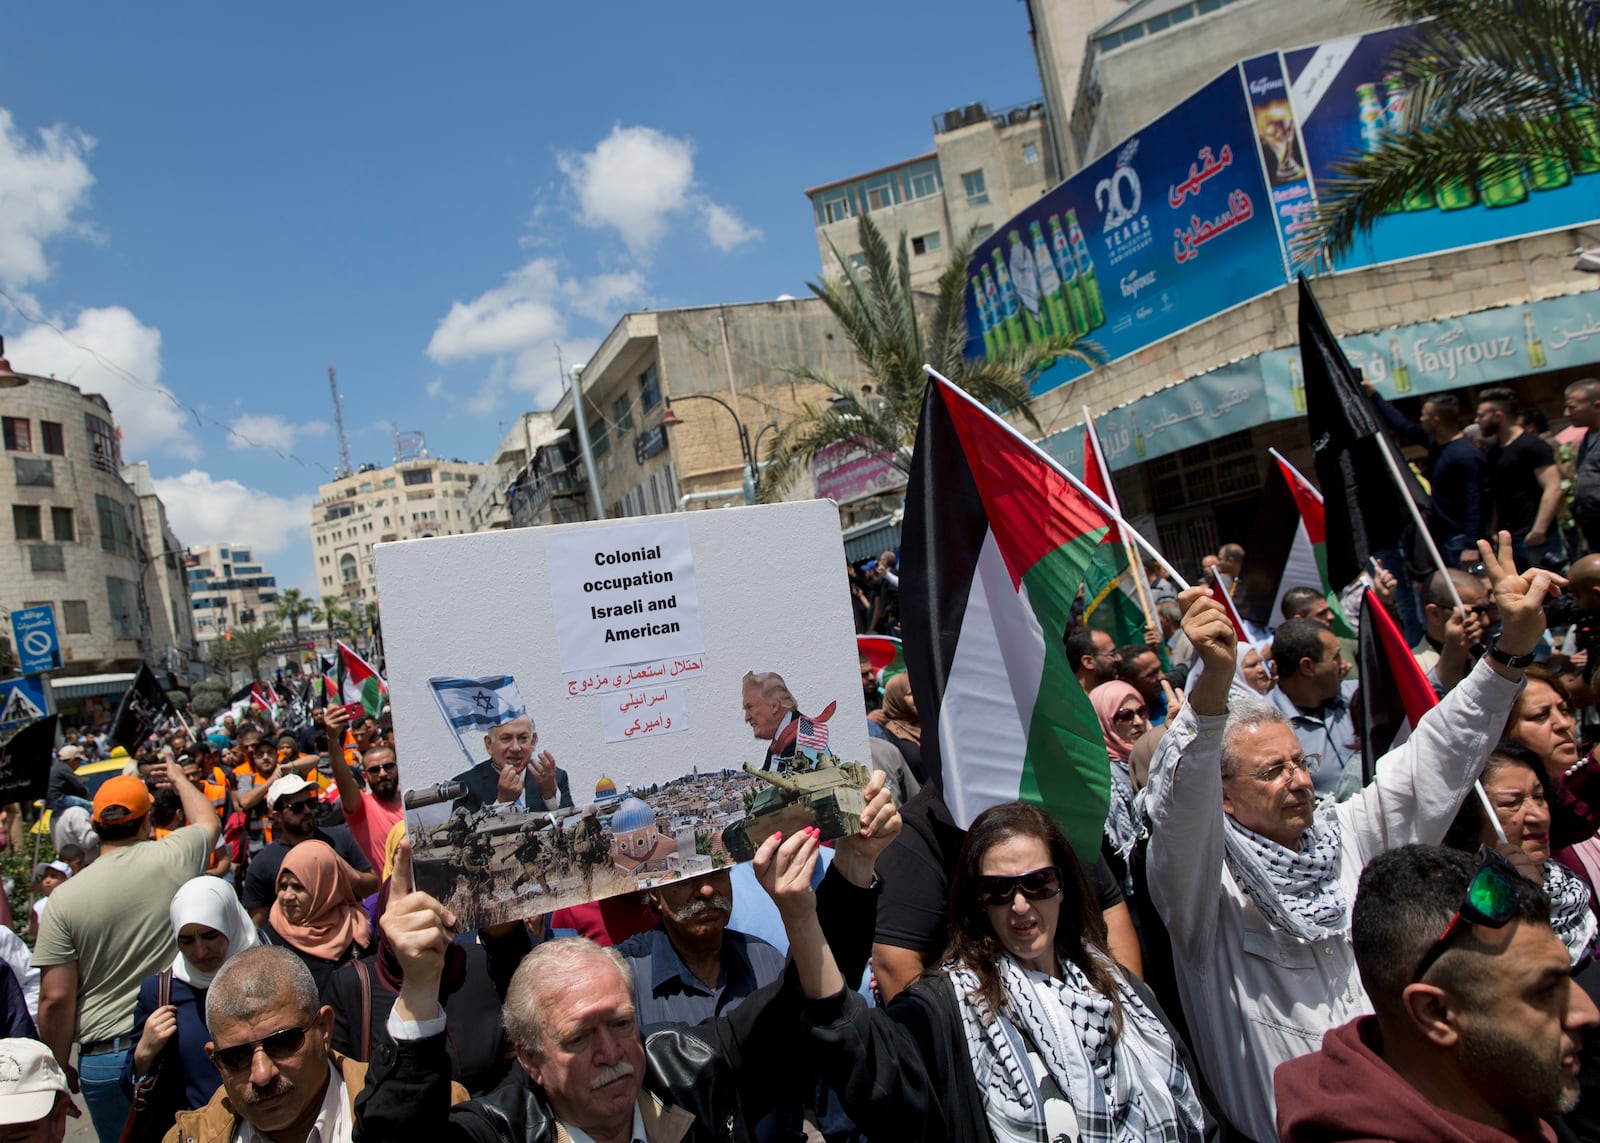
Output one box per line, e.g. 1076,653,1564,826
1299,276,1429,590
109,663,176,750
0,715,59,805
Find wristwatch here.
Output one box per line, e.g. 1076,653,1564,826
1485,641,1535,669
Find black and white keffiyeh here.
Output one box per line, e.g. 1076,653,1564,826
1545,859,1598,965
1104,759,1139,859
1222,810,1348,942
948,953,1206,1143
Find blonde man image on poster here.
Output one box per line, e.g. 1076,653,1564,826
741,670,839,773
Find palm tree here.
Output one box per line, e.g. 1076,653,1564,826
277,587,313,658
759,214,1099,501
1299,0,1600,261
313,596,345,651
228,624,282,683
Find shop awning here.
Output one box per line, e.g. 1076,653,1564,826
49,673,137,700
843,515,903,562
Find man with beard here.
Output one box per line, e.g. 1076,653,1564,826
328,704,404,872
1277,844,1598,1142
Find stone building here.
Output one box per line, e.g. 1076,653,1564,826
185,542,280,648
122,461,198,676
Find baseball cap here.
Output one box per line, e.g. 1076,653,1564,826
55,745,82,762
92,776,152,825
0,1038,72,1125
266,774,315,808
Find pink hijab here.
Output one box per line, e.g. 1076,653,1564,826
1090,680,1145,764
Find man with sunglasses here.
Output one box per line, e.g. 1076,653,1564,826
241,776,377,927
1278,844,1599,1142
1144,533,1555,1143
1412,568,1493,690
324,705,404,872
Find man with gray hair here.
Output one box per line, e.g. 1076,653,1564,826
1141,532,1551,1143
740,671,803,772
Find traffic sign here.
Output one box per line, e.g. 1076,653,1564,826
0,678,46,729
10,607,60,675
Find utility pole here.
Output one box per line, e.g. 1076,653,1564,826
559,343,607,521
329,364,352,478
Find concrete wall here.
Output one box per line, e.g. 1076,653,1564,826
1025,0,1130,177
122,461,197,674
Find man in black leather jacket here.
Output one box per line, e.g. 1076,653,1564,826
355,775,900,1143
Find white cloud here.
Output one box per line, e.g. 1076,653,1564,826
703,202,761,251
8,306,200,460
425,377,444,398
0,108,96,291
557,124,758,256
426,259,564,362
566,270,645,323
227,413,329,454
152,470,313,557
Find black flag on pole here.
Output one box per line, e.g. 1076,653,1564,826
1299,276,1429,591
109,663,177,751
0,715,59,805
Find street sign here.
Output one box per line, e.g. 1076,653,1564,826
10,607,60,675
0,678,46,730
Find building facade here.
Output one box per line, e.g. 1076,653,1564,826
466,411,565,532
806,100,1054,287
0,353,163,677
311,455,483,603
186,543,280,647
122,461,198,677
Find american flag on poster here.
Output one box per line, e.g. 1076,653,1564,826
797,716,829,752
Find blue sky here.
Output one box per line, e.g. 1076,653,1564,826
2,3,1043,596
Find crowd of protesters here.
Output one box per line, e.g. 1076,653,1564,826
0,380,1597,1143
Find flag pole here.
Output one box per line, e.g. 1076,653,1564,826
925,366,1192,592
1084,405,1162,643
1372,436,1468,618
1268,447,1323,504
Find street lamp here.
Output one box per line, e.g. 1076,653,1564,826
660,395,777,504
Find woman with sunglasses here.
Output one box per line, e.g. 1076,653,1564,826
122,877,261,1113
772,801,1209,1143
1090,682,1150,882
260,840,372,992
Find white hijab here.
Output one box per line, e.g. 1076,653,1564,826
169,877,260,988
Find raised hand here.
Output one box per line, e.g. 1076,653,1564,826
382,838,457,1021
752,827,821,922
832,770,902,888
531,750,559,801
1177,585,1236,716
1478,530,1565,658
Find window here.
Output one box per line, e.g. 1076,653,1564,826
847,253,869,272
911,232,943,256
590,418,610,458
30,546,63,572
340,554,359,583
51,507,74,542
2,418,29,452
63,600,90,634
106,577,138,638
908,162,940,199
973,223,995,240
821,191,854,224
85,414,118,474
1023,144,1040,165
962,170,989,206
382,478,396,489
14,458,52,487
864,176,895,211
403,468,433,485
96,494,133,555
639,363,661,412
613,393,633,433
40,421,64,455
12,505,41,540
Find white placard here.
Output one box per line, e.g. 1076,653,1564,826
546,520,704,674
564,654,707,698
600,685,689,743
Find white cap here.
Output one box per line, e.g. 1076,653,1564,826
0,1038,71,1124
266,774,315,808
55,746,82,762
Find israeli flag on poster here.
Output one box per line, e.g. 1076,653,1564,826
428,675,529,764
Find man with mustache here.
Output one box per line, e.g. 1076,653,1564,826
171,946,466,1143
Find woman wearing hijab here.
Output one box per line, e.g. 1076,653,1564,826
121,877,260,1110
1091,680,1150,887
261,839,373,991
880,672,924,784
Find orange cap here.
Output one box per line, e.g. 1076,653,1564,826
92,776,151,825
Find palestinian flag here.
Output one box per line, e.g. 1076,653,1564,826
856,635,906,686
900,372,1115,858
250,682,279,720
1356,586,1436,785
1080,411,1154,654
338,641,387,717
1237,449,1356,638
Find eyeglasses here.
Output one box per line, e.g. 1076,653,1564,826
1112,706,1149,724
1409,851,1522,984
1232,754,1320,784
364,763,396,776
976,866,1064,907
276,798,317,815
210,1021,317,1072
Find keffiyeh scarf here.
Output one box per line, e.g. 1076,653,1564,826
1545,859,1598,965
948,953,1205,1143
1104,759,1139,859
1222,810,1348,942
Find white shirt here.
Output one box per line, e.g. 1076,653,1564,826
233,1062,350,1143
0,927,39,1021
1144,655,1520,1143
565,1106,647,1143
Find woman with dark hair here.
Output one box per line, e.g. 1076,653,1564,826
766,801,1209,1143
1503,666,1600,852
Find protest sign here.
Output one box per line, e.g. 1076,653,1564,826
377,500,872,927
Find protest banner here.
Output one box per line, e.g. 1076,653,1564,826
377,500,872,927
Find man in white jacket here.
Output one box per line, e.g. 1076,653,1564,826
1144,532,1557,1143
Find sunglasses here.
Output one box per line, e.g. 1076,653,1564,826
976,866,1064,908
1409,850,1522,984
1112,706,1149,724
210,1021,317,1072
276,798,317,815
365,763,396,776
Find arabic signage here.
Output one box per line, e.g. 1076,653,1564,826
376,500,873,928
1282,27,1600,272
964,71,1287,396
810,441,906,504
10,608,59,676
1239,51,1317,276
1261,291,1600,417
634,424,667,464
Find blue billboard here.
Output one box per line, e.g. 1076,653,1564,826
965,71,1289,395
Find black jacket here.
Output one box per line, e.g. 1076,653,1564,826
451,760,574,814
355,866,877,1143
